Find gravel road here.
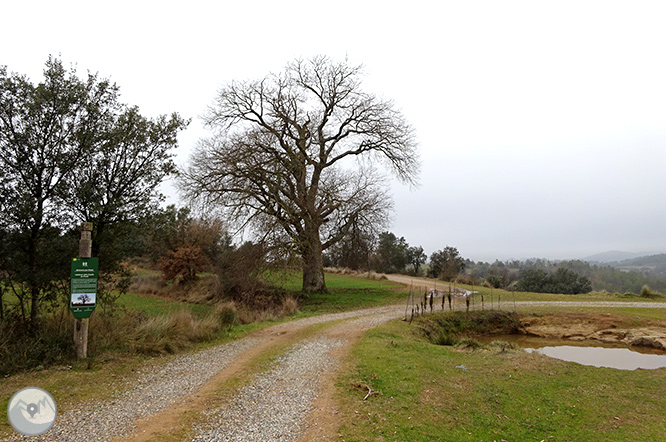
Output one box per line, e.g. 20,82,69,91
191,307,405,441
2,305,404,442
191,337,343,442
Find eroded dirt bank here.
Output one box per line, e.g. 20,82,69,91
521,313,666,350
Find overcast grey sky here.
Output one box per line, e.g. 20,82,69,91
3,0,665,262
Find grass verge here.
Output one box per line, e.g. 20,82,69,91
336,314,666,441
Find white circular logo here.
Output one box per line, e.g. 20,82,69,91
7,387,57,436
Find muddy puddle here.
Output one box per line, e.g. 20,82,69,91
481,335,666,370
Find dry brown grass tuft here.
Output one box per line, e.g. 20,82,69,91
280,296,299,316
128,310,213,354
130,276,168,295
324,267,388,281
235,296,299,324
122,302,238,355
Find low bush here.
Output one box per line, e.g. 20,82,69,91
431,330,458,346
640,285,663,298
0,309,74,375
456,338,484,350
489,340,519,352
417,310,523,347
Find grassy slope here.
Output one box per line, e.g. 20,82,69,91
337,316,666,442
265,270,408,313
299,275,407,313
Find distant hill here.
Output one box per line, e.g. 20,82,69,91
611,254,666,278
582,250,660,263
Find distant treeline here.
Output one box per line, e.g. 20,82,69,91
324,229,666,294
466,258,666,294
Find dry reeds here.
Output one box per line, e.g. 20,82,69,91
235,296,299,324
126,302,237,354
323,267,387,280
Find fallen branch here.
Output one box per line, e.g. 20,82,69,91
364,385,377,401
351,382,380,400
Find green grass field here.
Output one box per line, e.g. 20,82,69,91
337,313,666,442
411,278,665,304
260,270,409,314
116,291,212,317
298,275,408,313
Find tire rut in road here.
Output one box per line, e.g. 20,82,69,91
190,308,404,442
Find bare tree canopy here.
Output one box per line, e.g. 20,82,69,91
183,56,419,292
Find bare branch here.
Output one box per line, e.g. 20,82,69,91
181,56,419,292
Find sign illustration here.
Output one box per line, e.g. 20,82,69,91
70,257,98,319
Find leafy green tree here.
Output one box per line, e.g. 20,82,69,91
326,223,375,270
485,261,515,289
406,245,427,276
466,258,666,294
145,205,231,268
0,58,116,326
64,106,188,268
374,232,409,274
515,267,592,294
428,246,465,281
515,268,549,292
0,57,186,327
142,205,194,262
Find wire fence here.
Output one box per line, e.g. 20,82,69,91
403,281,518,323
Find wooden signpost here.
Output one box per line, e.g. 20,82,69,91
71,222,97,359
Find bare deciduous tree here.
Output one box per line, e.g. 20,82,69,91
183,56,418,293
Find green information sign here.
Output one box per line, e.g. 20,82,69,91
70,257,98,319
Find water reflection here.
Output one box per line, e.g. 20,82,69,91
525,346,666,370
481,335,666,370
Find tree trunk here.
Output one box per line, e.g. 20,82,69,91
28,227,40,330
30,285,39,328
301,227,327,293
0,283,4,322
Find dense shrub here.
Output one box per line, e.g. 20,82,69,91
515,268,592,294
159,245,209,282
640,285,663,298
0,308,74,375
